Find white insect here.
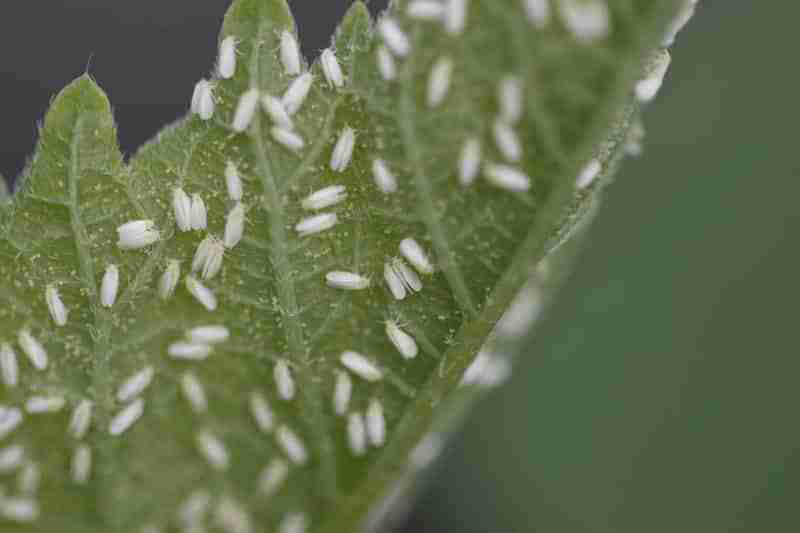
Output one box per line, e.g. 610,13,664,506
224,202,246,249
372,159,398,194
378,18,411,57
498,75,524,124
0,343,18,387
386,320,418,359
427,56,454,108
181,372,208,414
410,433,444,469
185,275,218,311
407,1,445,20
232,88,260,133
575,158,602,190
192,80,215,121
392,258,423,294
25,396,65,414
0,445,25,473
484,163,531,192
177,490,211,527
366,399,386,447
320,48,345,88
0,407,23,440
280,30,302,76
347,412,367,456
116,366,154,403
117,220,159,250
279,513,308,533
108,398,144,436
302,185,347,211
250,392,274,432
444,0,469,35
18,462,40,494
45,285,68,326
276,425,308,465
0,498,39,523
17,330,47,370
376,46,397,81
214,497,252,533
663,0,697,46
384,262,408,301
218,36,237,79
261,95,294,129
485,354,513,387
558,0,611,43
197,430,229,471
635,50,671,103
459,137,482,186
225,161,243,202
271,127,305,152
523,0,551,28
274,359,296,401
71,444,91,484
330,127,356,173
173,187,192,232
493,119,523,163
497,285,544,337
169,342,212,361
100,264,119,308
159,260,181,300
68,400,93,439
295,213,337,237
461,350,512,388
326,271,370,291
399,237,435,275
192,236,225,280
333,370,352,417
281,72,313,115
188,325,230,345
340,351,383,382
191,80,204,113
191,236,215,275
258,459,289,498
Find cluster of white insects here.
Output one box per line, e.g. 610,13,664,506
0,0,694,529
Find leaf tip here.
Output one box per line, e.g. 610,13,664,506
17,73,120,201
47,73,113,122
223,0,295,37
345,0,371,21
333,0,373,57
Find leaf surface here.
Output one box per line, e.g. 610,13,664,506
0,0,683,531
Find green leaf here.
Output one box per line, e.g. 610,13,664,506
0,0,686,531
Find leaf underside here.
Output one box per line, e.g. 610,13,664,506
0,0,681,531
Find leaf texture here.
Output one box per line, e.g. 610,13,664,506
0,0,685,531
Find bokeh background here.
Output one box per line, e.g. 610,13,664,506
1,1,796,532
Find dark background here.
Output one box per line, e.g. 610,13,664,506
2,1,798,532
0,0,390,181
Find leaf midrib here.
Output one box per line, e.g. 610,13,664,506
63,102,120,529
246,18,341,510
396,50,477,319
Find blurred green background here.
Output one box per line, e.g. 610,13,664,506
408,2,800,532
